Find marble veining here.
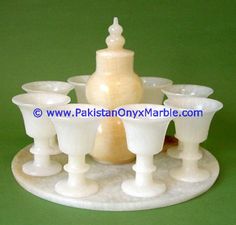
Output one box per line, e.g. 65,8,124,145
11,145,219,211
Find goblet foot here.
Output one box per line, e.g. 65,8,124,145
170,167,210,182
92,156,135,165
121,179,166,198
55,179,99,198
22,160,62,176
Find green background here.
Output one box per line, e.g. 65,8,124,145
0,0,235,224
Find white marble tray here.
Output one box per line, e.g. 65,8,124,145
11,145,219,211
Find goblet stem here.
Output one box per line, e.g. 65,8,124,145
34,154,50,167
167,138,184,159
122,154,166,197
181,142,202,160
66,155,89,186
49,136,61,155
32,137,50,153
180,142,202,177
55,154,98,198
22,137,62,176
134,155,156,186
181,160,200,173
170,142,210,182
31,137,55,161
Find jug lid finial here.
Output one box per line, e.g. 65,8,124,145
105,17,125,50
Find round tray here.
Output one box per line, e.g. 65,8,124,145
11,145,219,211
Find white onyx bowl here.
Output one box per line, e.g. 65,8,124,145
22,81,74,95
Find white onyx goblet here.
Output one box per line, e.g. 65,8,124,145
51,104,103,198
118,104,172,198
67,75,90,103
12,93,70,176
162,84,214,159
22,81,74,155
141,77,173,104
164,97,223,182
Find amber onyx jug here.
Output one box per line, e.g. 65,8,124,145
86,18,143,164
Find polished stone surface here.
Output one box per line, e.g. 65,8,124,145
12,145,219,211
